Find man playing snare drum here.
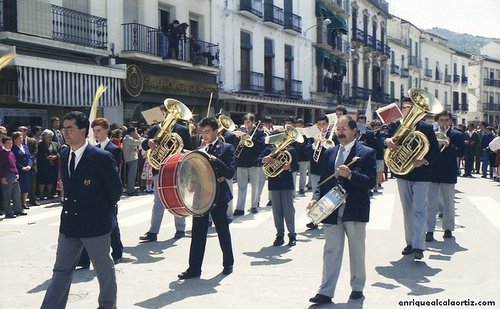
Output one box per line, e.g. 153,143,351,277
307,115,376,304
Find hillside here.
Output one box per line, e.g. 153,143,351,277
426,27,500,54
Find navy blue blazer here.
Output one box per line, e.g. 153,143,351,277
313,141,376,224
258,145,299,191
59,144,123,238
394,121,440,182
104,140,123,167
221,129,239,149
235,127,265,167
205,139,235,206
430,128,465,184
142,121,194,173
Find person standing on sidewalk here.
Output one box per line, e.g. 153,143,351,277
0,137,26,218
41,111,122,309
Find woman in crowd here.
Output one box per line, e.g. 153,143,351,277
36,129,60,200
11,131,33,209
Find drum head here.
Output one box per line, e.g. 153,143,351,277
177,152,217,215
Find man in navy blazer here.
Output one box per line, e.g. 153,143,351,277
178,117,235,279
426,110,465,241
42,111,122,309
77,117,124,268
385,97,440,260
139,119,194,241
308,115,376,304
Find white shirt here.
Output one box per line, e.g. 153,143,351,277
68,141,88,174
96,138,110,150
337,139,355,165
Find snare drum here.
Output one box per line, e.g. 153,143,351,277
158,151,218,217
307,185,347,224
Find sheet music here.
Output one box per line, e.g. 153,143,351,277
141,106,166,125
296,125,321,138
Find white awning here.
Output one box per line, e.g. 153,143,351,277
14,54,126,107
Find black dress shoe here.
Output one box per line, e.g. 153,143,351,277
139,232,157,242
222,266,233,275
413,248,424,260
443,230,453,238
288,235,297,246
30,201,41,206
16,212,28,216
174,231,185,239
402,245,413,255
250,207,258,214
349,291,364,299
233,209,244,216
178,271,200,280
306,222,318,229
266,200,272,206
273,236,284,246
113,257,122,264
309,293,332,304
5,214,17,219
425,232,434,242
22,205,30,210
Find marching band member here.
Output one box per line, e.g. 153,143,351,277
305,115,331,229
425,110,464,241
233,113,265,215
259,132,299,247
138,118,193,242
385,97,440,260
308,115,376,304
178,117,235,279
292,118,310,196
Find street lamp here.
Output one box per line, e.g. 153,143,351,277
303,18,331,37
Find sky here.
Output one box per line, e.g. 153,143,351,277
386,0,500,39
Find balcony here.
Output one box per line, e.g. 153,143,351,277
284,12,301,33
453,74,460,82
352,28,371,48
461,103,468,112
408,56,422,69
239,0,263,19
445,74,452,83
369,0,390,15
241,71,264,92
375,39,390,57
263,3,284,27
401,68,409,78
435,71,442,81
122,23,219,68
484,78,500,87
483,103,500,111
351,86,371,100
266,76,285,96
424,69,433,78
317,29,350,59
462,75,468,83
286,79,303,99
372,91,390,104
390,64,400,75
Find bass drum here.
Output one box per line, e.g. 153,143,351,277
158,151,218,217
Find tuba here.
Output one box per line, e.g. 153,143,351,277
147,98,192,170
262,125,304,177
217,115,236,142
384,88,443,175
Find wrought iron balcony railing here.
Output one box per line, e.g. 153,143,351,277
435,71,442,81
425,69,433,78
287,79,302,99
284,12,301,32
445,74,452,83
122,23,219,67
453,74,460,82
241,71,264,92
263,3,284,26
269,76,285,95
239,0,263,18
409,56,422,68
51,4,107,49
462,75,468,83
390,64,400,75
484,78,500,87
483,103,500,111
401,68,409,78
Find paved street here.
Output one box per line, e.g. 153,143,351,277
1,176,499,309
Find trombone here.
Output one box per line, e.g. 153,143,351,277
312,123,336,163
234,120,261,158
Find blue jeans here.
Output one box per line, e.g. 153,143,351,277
482,151,492,177
1,173,22,215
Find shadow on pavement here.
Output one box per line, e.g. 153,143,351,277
135,274,226,308
426,237,468,257
243,245,293,266
374,257,444,296
125,238,183,265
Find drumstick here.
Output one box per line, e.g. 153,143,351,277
317,156,361,187
206,92,213,117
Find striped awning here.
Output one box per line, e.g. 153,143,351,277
15,55,126,107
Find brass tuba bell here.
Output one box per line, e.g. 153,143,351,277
262,125,304,177
147,98,193,170
217,115,236,142
384,88,443,175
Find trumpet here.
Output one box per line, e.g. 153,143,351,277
312,125,335,163
234,120,261,158
435,127,449,152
